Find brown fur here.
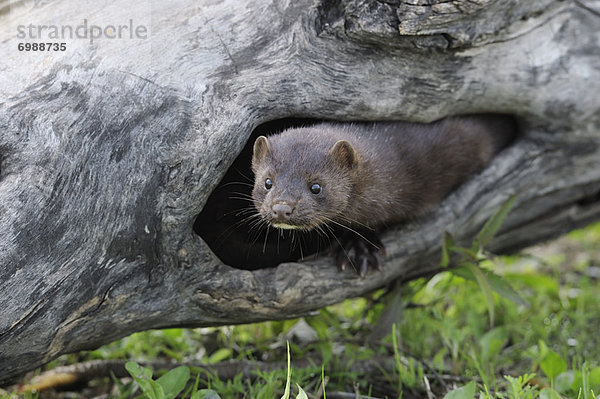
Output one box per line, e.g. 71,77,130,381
251,115,516,231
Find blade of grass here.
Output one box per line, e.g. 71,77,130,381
465,262,495,327
441,231,454,267
280,342,291,399
475,195,516,250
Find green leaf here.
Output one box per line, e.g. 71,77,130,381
308,314,332,340
207,348,233,363
540,349,567,381
125,361,164,399
539,387,562,399
570,370,583,394
280,341,291,399
589,366,600,391
538,340,549,358
443,381,476,399
155,366,190,399
295,384,309,399
555,371,575,394
483,271,529,307
508,274,559,296
465,262,495,326
191,389,222,399
451,267,529,307
479,328,508,363
308,316,333,365
504,373,537,398
433,348,448,371
451,246,479,262
441,231,454,267
475,195,516,249
125,361,153,380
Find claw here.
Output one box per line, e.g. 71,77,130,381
372,251,383,271
339,256,350,271
332,231,386,277
359,256,369,277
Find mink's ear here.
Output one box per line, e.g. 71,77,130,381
329,140,359,169
252,136,272,172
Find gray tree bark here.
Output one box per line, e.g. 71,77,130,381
1,0,599,384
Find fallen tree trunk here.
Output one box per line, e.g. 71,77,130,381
1,0,599,385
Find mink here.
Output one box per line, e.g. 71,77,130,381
251,115,516,276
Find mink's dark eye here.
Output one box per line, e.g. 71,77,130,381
264,178,273,190
310,183,321,194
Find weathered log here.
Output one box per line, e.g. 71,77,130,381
1,0,599,385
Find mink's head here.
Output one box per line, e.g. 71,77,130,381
251,129,360,231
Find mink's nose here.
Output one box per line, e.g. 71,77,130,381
271,203,293,220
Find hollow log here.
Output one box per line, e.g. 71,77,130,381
1,0,599,384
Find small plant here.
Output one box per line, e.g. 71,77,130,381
504,373,539,399
443,381,476,399
125,361,224,399
538,342,567,391
0,391,39,399
441,195,527,327
126,362,193,399
389,323,423,396
280,341,310,399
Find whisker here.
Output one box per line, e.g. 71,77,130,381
330,233,358,274
334,213,375,232
262,224,271,254
227,197,254,204
229,190,255,198
222,206,257,218
221,179,254,188
298,231,305,260
231,168,255,184
205,213,260,251
322,217,380,249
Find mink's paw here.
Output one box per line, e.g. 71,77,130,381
332,232,385,277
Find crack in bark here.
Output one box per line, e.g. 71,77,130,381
0,271,74,338
574,0,600,17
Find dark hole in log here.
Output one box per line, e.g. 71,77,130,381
194,114,519,270
194,118,335,270
577,189,600,207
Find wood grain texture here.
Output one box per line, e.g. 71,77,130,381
1,0,599,384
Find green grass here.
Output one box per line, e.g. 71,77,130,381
3,221,600,398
